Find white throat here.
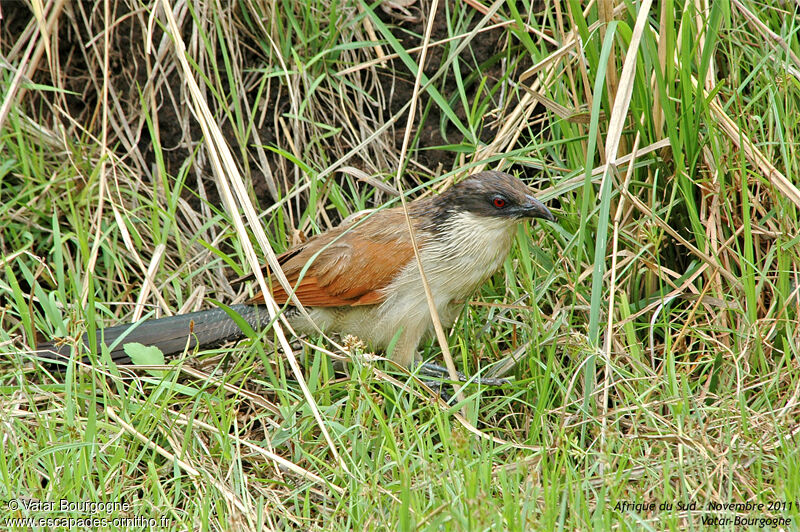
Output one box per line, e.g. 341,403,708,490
419,211,519,300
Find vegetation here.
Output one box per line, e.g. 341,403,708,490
1,0,799,529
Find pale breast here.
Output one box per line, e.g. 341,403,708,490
419,211,518,300
374,211,518,325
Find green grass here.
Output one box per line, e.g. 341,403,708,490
2,0,800,529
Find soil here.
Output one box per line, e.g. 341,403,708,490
3,0,546,213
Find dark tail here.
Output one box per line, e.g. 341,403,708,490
36,304,273,366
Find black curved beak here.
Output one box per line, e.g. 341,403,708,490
521,194,555,222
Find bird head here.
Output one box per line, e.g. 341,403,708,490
436,170,555,223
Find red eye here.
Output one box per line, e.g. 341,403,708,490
492,197,507,208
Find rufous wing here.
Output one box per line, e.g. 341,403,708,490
246,209,420,307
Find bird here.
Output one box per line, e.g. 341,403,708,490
37,170,554,373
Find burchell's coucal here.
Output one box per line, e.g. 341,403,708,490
37,171,554,369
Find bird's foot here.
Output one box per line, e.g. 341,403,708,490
420,378,455,402
417,362,509,387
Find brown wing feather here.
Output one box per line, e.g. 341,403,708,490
246,208,421,307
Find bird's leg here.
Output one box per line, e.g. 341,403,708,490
418,362,508,387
